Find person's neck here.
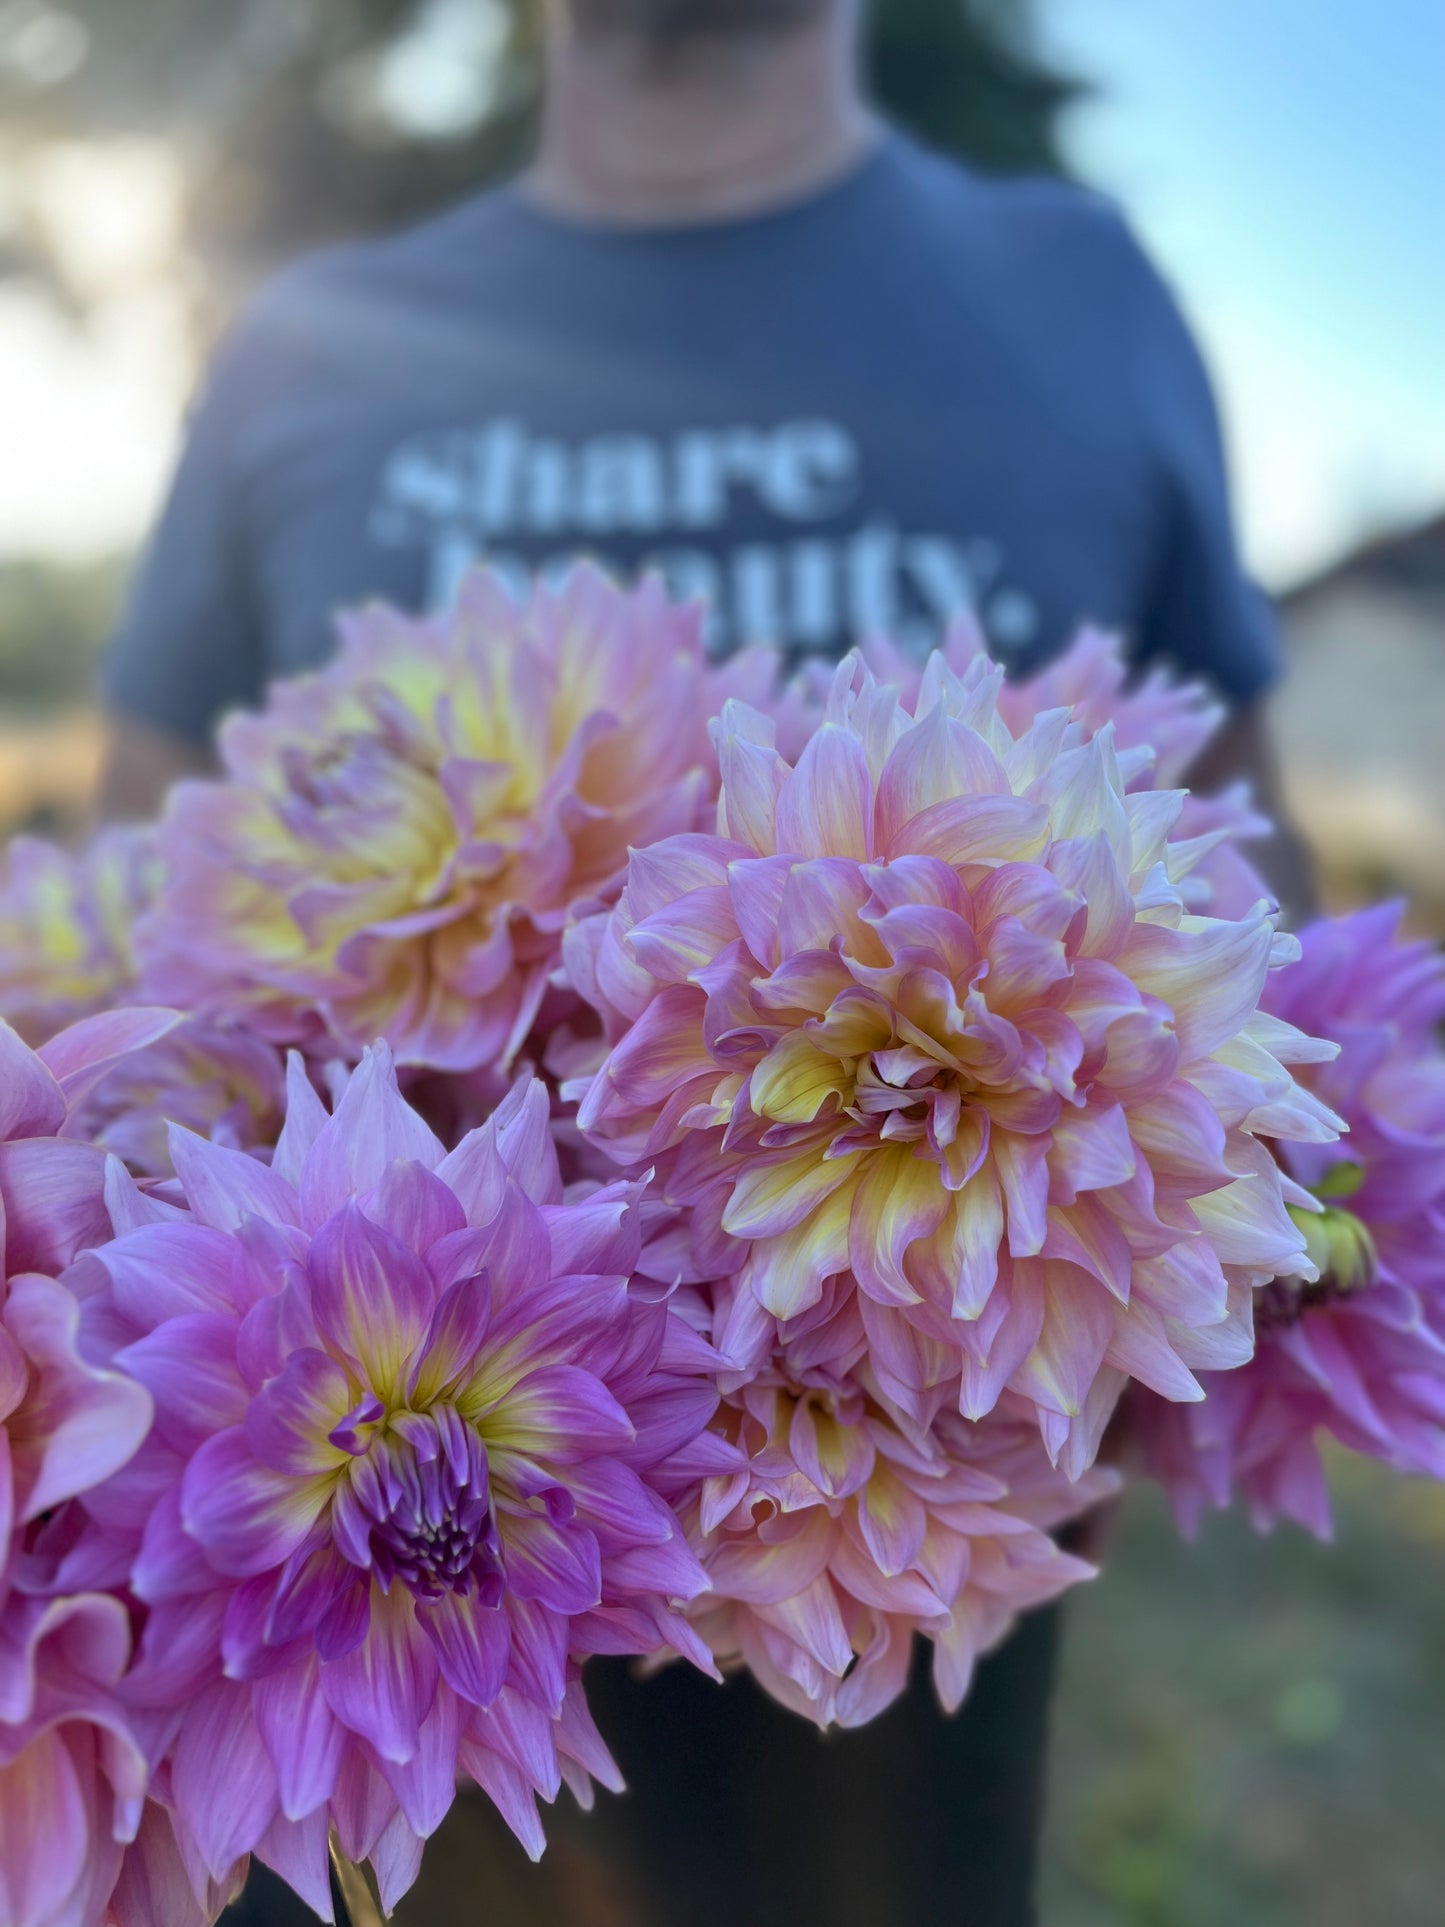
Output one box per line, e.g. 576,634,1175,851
524,18,879,228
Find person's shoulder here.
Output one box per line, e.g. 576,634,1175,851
887,132,1155,294
220,182,522,369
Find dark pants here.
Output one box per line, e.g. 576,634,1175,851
227,1606,1060,1927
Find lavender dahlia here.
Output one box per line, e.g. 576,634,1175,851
136,565,776,1075
573,651,1337,1478
1134,904,1445,1535
77,1048,718,1914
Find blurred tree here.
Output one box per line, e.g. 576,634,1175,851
0,0,1080,285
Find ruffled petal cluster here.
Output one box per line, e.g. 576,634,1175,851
681,1273,1115,1725
784,621,1272,917
135,566,777,1074
75,1047,718,1913
1133,904,1445,1535
574,651,1336,1477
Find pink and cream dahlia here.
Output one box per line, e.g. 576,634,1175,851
74,1048,720,1914
572,651,1337,1478
135,565,776,1075
685,1348,1115,1728
1133,904,1445,1536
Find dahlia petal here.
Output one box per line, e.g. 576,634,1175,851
876,702,1008,850
704,1508,835,1606
369,1160,467,1257
726,853,794,968
1048,1103,1138,1202
775,722,875,860
749,1031,852,1126
458,1743,547,1862
1105,1302,1205,1403
745,1179,854,1319
4,1272,153,1514
181,1428,329,1578
408,1274,493,1407
847,1146,946,1307
501,1596,568,1716
254,1808,336,1922
309,1204,435,1402
0,1138,111,1277
172,1678,280,1880
993,1133,1050,1258
718,726,790,856
246,1347,352,1476
0,1018,65,1138
370,1811,427,1913
899,794,1050,868
410,1595,511,1711
91,1221,238,1325
628,887,739,984
254,1655,347,1821
114,1311,242,1458
266,1542,356,1649
722,1149,861,1241
957,1265,1046,1420
580,985,710,1122
856,1461,928,1575
132,1485,217,1601
775,858,873,958
0,1726,106,1927
321,1586,439,1763
502,1513,602,1615
788,1396,875,1500
167,1125,298,1234
479,1076,564,1206
1015,1267,1116,1418
484,1365,635,1460
764,1572,855,1678
1126,916,1275,1061
299,1045,444,1228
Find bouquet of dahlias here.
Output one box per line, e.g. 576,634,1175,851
0,562,1439,1925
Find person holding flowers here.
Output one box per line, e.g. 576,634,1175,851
85,5,1319,1925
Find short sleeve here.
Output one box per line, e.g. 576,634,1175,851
100,319,270,747
1128,248,1282,705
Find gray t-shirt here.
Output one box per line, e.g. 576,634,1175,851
104,130,1279,743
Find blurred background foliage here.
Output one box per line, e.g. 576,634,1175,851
0,0,1077,720
1,0,1075,293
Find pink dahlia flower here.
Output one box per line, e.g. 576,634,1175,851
783,622,1271,918
1133,903,1445,1536
135,565,777,1075
75,1048,719,1914
0,1272,153,1927
685,1342,1115,1728
0,830,158,1048
572,651,1337,1478
0,1011,183,1279
0,829,286,1181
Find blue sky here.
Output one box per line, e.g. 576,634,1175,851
1041,0,1445,582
